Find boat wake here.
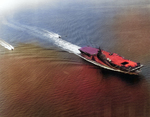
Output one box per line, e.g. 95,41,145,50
0,38,14,50
3,21,81,54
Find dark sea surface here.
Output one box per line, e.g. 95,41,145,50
0,0,150,116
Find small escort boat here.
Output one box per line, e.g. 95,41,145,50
78,46,143,75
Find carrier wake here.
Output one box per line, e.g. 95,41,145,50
3,21,80,54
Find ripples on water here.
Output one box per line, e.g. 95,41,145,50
0,0,150,116
0,44,149,117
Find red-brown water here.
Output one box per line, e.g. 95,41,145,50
0,44,149,117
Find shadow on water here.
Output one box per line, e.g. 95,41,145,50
100,68,143,85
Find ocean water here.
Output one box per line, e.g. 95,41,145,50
0,0,150,116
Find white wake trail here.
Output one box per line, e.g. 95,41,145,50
42,29,81,54
0,39,14,50
3,21,81,54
